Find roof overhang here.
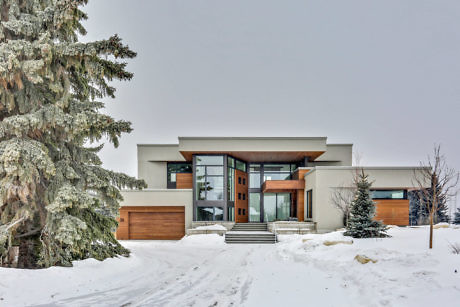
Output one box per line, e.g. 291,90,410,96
178,137,327,162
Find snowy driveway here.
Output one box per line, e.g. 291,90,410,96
1,227,459,307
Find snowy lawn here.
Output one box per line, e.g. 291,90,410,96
1,226,459,307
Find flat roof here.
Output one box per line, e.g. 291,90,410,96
178,136,328,140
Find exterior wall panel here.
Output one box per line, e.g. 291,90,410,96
120,190,193,230
305,167,429,233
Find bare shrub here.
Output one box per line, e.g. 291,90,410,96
447,241,460,254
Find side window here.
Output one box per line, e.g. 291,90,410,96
242,209,246,215
238,193,241,200
238,177,242,184
238,208,242,215
243,193,246,200
167,162,192,189
242,178,246,185
306,190,313,219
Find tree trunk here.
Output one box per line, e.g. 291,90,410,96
17,237,40,268
429,212,433,249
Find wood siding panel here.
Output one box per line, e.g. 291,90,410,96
116,206,185,240
235,170,248,223
262,180,305,192
374,199,409,226
296,189,305,222
292,169,311,180
176,173,193,189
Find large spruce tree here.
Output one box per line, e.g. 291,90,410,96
344,171,387,238
454,208,460,225
0,0,145,268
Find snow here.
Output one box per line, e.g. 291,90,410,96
194,224,227,231
0,226,459,306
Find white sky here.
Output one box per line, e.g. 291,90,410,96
81,1,460,211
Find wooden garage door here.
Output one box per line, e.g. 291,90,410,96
374,199,409,226
117,206,185,240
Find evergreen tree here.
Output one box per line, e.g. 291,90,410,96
408,185,450,225
344,171,387,238
453,208,460,225
0,0,145,268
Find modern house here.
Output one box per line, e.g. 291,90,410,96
116,137,427,240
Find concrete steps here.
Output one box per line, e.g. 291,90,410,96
230,223,268,232
225,223,277,244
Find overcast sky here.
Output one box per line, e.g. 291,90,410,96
81,1,460,208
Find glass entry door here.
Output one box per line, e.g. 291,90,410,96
249,193,261,222
263,193,291,222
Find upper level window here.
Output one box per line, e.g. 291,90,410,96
167,162,192,189
249,164,261,189
228,156,246,172
196,155,224,166
195,155,224,201
263,164,294,181
371,190,407,199
235,159,247,172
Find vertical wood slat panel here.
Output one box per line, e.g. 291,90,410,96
296,189,305,221
176,173,193,189
235,169,249,223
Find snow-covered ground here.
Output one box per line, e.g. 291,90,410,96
1,226,459,307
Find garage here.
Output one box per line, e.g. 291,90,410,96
116,206,185,240
374,199,409,226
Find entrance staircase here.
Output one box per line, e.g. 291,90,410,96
225,223,277,244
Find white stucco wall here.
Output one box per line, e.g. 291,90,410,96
311,144,353,166
137,144,185,188
304,167,429,233
121,189,193,230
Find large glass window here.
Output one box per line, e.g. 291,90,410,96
196,156,223,166
228,206,235,222
249,193,261,222
196,206,224,221
249,164,261,188
263,164,292,181
215,207,224,221
263,193,291,222
264,194,277,222
167,162,192,189
228,168,235,201
196,207,214,221
195,155,224,201
235,159,247,172
371,190,406,199
276,193,290,221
